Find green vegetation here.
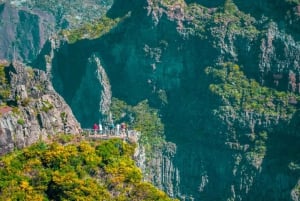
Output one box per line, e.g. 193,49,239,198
150,0,185,8
224,0,237,14
206,63,300,166
205,63,299,118
14,0,111,30
214,1,259,37
177,0,259,38
12,107,21,115
53,133,74,144
148,0,259,39
0,137,177,201
110,98,166,154
292,184,300,200
0,64,11,101
62,16,121,44
25,67,35,79
17,118,25,126
60,112,67,124
41,100,54,113
245,131,268,167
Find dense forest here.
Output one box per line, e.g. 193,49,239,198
0,135,177,201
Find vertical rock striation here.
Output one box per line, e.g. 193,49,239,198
0,61,80,155
71,53,112,127
2,0,299,200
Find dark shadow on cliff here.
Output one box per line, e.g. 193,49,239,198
105,3,236,199
106,5,238,199
234,0,300,41
185,0,224,8
34,0,300,200
51,39,97,102
30,40,52,71
50,5,243,201
246,114,300,201
106,0,146,19
50,38,105,127
234,0,294,21
146,28,241,199
0,3,5,13
49,0,154,127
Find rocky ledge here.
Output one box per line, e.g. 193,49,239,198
0,60,80,155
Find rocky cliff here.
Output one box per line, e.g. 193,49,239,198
0,60,80,155
0,0,300,200
0,0,112,63
45,0,300,200
0,0,111,155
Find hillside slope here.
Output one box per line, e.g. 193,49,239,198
0,0,300,200
47,0,300,200
0,137,177,201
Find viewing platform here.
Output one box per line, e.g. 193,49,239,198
80,129,138,143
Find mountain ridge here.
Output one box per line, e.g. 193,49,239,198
0,0,300,200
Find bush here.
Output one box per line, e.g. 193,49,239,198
56,133,73,144
110,98,166,156
63,16,121,44
0,139,178,201
41,100,53,112
17,118,25,125
205,62,299,118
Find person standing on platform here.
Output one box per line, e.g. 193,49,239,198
99,123,103,134
116,124,120,135
121,123,126,137
110,123,115,135
93,123,99,135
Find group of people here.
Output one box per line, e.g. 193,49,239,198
93,122,127,136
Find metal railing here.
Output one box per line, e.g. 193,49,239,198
80,129,138,142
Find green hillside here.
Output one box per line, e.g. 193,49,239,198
0,136,177,201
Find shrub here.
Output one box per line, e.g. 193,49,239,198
62,16,121,44
205,62,299,118
56,133,73,144
0,139,178,201
17,118,25,125
41,100,54,113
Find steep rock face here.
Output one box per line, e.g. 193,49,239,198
70,54,112,127
8,0,113,29
49,40,112,128
0,0,113,63
258,22,300,92
0,61,80,155
34,0,300,200
0,3,55,63
233,0,300,34
137,141,180,198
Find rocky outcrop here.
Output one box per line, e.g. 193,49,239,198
70,53,112,128
0,61,80,155
1,0,299,200
259,22,300,91
46,1,300,200
50,0,299,200
135,141,181,198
